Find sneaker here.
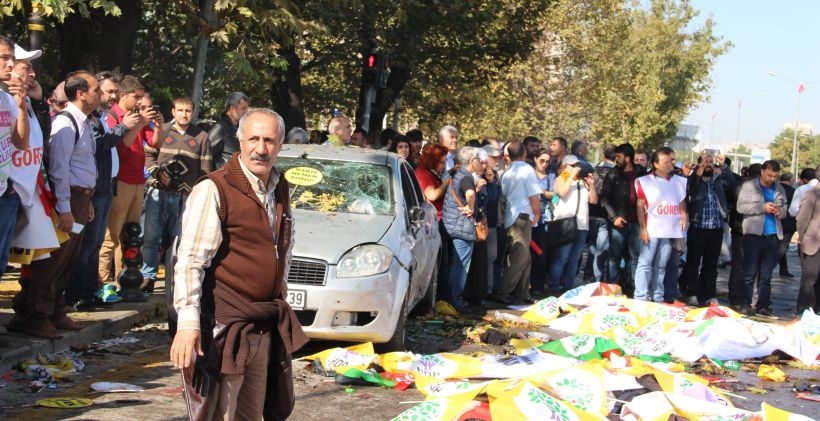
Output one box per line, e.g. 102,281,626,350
740,306,755,317
683,296,699,306
96,284,123,303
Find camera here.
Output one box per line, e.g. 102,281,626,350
151,105,161,112
578,167,593,179
160,157,190,191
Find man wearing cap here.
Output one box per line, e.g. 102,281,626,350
8,45,56,270
8,70,100,338
0,37,31,279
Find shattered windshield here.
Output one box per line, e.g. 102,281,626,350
278,157,394,216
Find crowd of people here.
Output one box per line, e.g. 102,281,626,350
2,33,820,346
401,128,820,320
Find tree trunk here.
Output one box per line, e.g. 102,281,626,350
57,0,142,77
367,62,411,138
191,0,216,121
271,44,306,132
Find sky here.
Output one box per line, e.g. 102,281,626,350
683,0,820,150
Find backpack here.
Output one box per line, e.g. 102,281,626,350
43,111,80,192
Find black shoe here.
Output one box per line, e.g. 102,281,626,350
490,294,515,306
779,272,794,279
460,303,486,316
756,307,774,317
740,306,755,316
514,296,537,305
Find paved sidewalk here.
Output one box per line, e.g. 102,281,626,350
0,272,167,366
0,247,807,367
711,248,804,318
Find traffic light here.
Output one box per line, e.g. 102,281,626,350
362,52,389,88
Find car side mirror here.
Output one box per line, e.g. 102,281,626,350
409,206,425,227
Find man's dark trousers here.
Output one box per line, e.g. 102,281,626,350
12,189,92,326
742,234,780,311
679,226,724,303
797,250,820,313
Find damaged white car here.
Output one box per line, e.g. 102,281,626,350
277,145,441,350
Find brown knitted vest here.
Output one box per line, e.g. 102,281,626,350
202,154,292,305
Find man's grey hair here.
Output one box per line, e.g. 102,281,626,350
236,108,285,143
225,91,249,111
457,146,480,166
439,125,458,140
286,127,309,144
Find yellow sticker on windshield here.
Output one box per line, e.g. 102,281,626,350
285,167,324,186
36,397,94,408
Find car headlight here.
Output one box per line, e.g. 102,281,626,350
337,244,393,278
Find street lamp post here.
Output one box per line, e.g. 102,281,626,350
767,72,820,174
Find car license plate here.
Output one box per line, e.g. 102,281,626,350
286,289,306,310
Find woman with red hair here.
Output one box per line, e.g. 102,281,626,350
415,143,450,219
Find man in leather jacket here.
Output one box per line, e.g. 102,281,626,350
209,92,249,170
600,143,647,296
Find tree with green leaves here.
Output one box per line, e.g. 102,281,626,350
769,128,820,173
460,0,729,149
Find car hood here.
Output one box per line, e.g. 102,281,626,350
291,210,395,263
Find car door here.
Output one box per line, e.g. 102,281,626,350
399,161,432,304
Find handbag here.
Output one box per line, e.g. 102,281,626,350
449,179,488,242
543,183,581,247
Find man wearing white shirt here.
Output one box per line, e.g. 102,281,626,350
789,168,817,217
0,36,31,277
492,141,541,305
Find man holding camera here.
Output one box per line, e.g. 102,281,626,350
142,96,212,291
94,75,157,290
678,152,735,307
66,73,150,308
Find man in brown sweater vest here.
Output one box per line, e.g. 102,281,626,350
170,108,307,420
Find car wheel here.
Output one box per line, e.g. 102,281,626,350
377,294,408,353
411,256,439,316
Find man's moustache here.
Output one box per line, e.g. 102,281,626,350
250,153,270,162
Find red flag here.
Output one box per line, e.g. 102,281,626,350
798,83,805,94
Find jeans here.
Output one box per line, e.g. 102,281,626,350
141,189,186,281
728,232,744,306
67,192,112,303
742,234,780,310
608,222,641,296
0,193,21,271
445,238,473,309
550,230,589,291
498,214,532,300
585,217,609,282
664,240,682,302
634,238,672,302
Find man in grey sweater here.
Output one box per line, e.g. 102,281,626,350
736,160,787,316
